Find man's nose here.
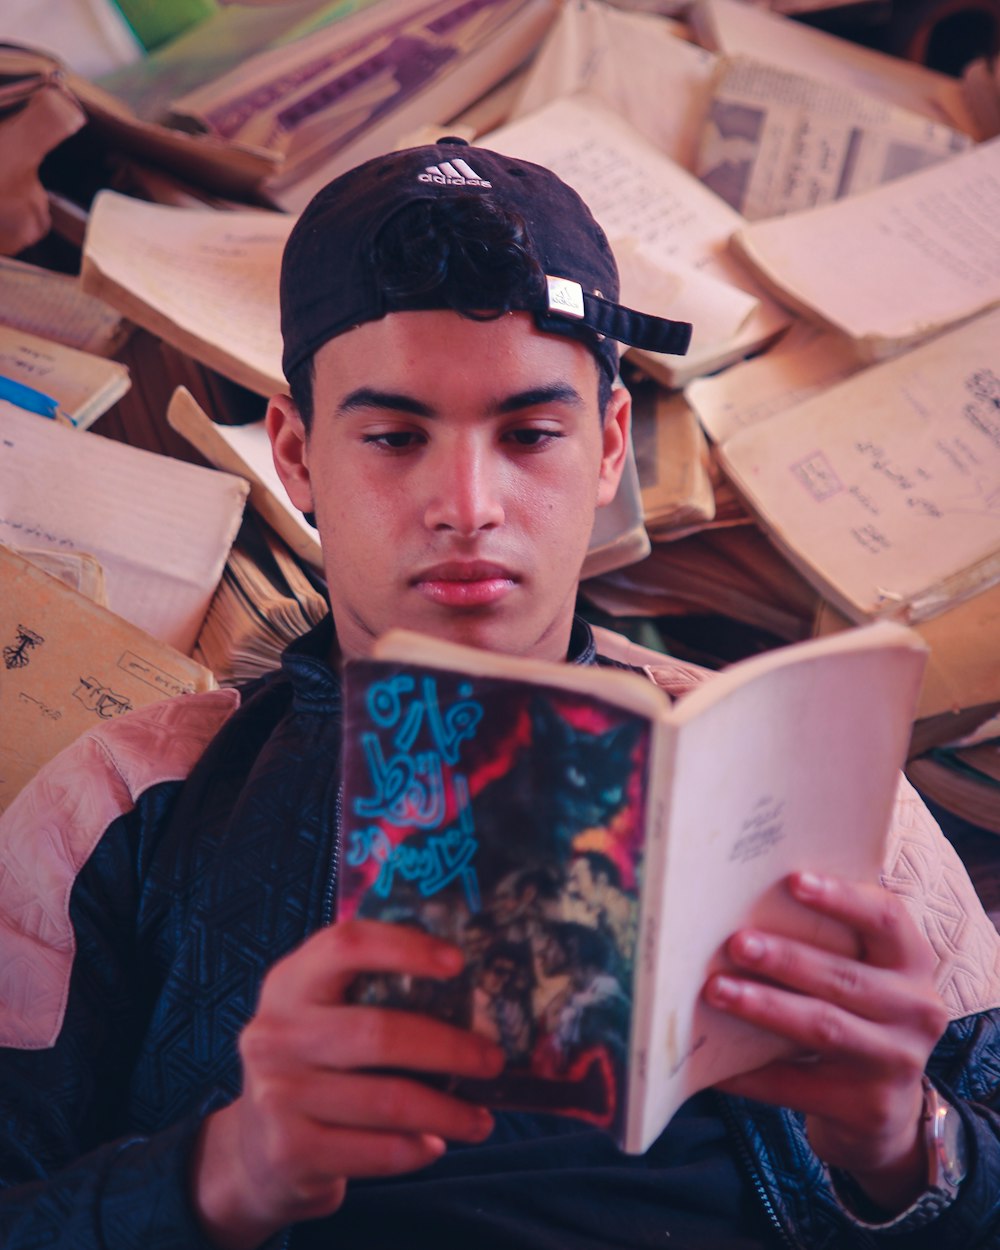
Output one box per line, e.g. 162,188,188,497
423,442,505,535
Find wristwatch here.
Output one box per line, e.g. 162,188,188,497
829,1076,968,1233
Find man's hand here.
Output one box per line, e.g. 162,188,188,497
191,920,504,1250
705,871,949,1216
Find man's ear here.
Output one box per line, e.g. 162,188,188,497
596,385,631,508
266,392,315,514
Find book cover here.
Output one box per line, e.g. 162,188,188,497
338,657,654,1139
338,622,928,1152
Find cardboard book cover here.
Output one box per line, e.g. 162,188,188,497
338,656,654,1138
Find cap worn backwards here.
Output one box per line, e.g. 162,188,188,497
280,137,692,383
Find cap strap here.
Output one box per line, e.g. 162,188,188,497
543,274,692,357
583,291,693,357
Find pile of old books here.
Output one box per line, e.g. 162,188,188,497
2,0,998,834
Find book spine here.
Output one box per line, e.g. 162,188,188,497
623,718,677,1153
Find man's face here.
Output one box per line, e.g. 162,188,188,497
268,309,628,661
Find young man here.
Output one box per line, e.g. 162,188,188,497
2,138,1000,1250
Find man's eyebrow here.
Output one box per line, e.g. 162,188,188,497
336,383,586,418
493,384,586,414
337,387,434,417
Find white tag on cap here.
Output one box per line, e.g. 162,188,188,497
546,275,585,320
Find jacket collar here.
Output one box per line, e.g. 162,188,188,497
281,613,600,711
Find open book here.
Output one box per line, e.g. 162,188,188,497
730,135,1000,359
336,621,926,1152
0,544,215,815
0,324,130,431
717,307,1000,626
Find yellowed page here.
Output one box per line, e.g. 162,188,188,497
685,322,861,445
688,0,976,134
731,135,1000,355
81,192,289,396
484,94,789,384
0,404,248,654
697,55,972,221
166,387,323,571
0,257,127,356
719,308,1000,625
0,325,130,430
0,545,215,815
511,0,715,170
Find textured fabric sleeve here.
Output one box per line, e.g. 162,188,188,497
0,693,239,1249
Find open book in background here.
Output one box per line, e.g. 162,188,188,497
730,136,1000,360
684,321,862,447
0,325,130,431
0,256,129,358
508,0,717,172
80,193,289,398
687,0,979,136
718,308,1000,627
0,403,248,655
166,0,559,212
583,524,820,648
337,621,926,1151
165,386,322,570
695,54,973,222
627,372,716,539
193,513,328,686
485,93,790,388
0,544,215,816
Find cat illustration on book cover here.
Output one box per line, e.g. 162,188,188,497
339,663,651,1135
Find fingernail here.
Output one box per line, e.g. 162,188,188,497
793,871,825,899
709,975,740,1006
737,933,766,963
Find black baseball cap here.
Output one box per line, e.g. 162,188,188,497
280,137,692,383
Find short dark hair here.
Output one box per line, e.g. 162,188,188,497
288,195,613,431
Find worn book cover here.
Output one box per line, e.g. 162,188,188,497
338,623,927,1151
339,656,652,1140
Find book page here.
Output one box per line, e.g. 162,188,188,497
731,135,1000,353
166,388,323,571
511,0,716,170
688,0,976,134
0,545,215,815
684,322,862,444
0,325,131,431
718,308,1000,625
3,0,141,79
484,95,789,382
0,257,128,357
696,55,972,221
630,622,926,1150
82,191,289,396
0,405,248,654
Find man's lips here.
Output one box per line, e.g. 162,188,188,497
411,561,518,607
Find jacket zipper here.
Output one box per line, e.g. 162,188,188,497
717,1095,798,1250
322,783,343,926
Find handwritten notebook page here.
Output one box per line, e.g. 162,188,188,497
81,192,289,395
718,307,1000,624
731,136,1000,355
484,94,788,380
0,405,248,653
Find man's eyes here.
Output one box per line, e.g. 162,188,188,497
503,427,563,447
360,427,564,450
360,431,425,450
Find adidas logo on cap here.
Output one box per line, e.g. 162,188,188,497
418,158,492,188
